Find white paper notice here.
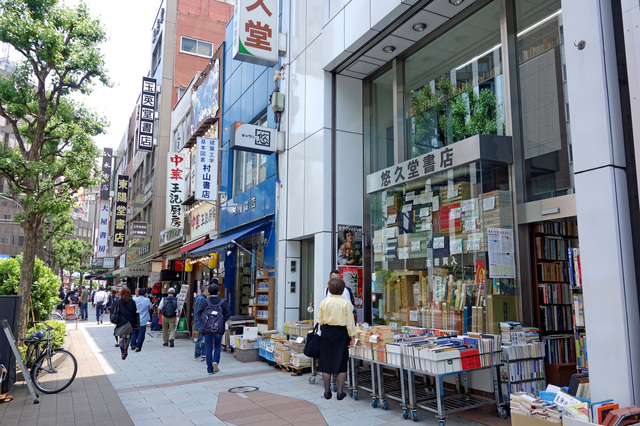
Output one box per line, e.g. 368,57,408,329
462,199,477,212
433,237,445,249
447,186,458,199
406,192,415,201
386,227,397,238
387,214,397,224
449,208,461,220
420,222,432,231
450,238,463,255
369,335,378,343
487,227,516,278
409,310,419,322
483,196,496,211
420,208,430,218
432,197,440,212
295,337,304,343
464,219,477,232
411,241,421,252
466,239,481,251
374,243,383,253
398,247,409,259
402,204,412,213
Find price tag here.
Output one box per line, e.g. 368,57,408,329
449,208,461,220
369,335,378,343
295,337,304,343
411,241,421,252
387,214,397,224
410,310,419,322
483,196,496,211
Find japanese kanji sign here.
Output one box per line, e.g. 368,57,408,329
230,121,276,154
95,199,110,258
195,138,218,201
100,148,112,200
233,0,279,66
166,152,187,228
366,135,513,193
189,202,217,240
138,77,157,152
113,175,129,247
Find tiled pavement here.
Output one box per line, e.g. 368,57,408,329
0,305,510,425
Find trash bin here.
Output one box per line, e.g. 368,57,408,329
178,317,186,331
0,295,22,394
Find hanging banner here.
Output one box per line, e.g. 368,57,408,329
166,152,188,228
232,0,279,67
138,77,157,152
195,137,218,201
113,175,129,247
96,199,110,258
100,148,113,199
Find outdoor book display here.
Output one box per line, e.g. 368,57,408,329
346,325,507,425
248,270,275,331
499,322,546,401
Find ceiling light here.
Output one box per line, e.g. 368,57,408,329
382,45,396,54
449,0,464,5
412,23,427,32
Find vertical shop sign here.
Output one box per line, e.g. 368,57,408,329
195,137,218,201
233,0,279,67
100,148,112,199
138,77,156,152
166,152,187,228
113,175,129,247
96,199,110,258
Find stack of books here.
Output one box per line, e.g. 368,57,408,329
510,392,562,423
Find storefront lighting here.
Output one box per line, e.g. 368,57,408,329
382,45,396,54
412,23,427,32
449,0,464,5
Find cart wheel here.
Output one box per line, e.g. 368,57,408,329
371,398,378,408
402,408,408,419
308,376,316,384
412,410,418,422
497,406,508,419
353,390,359,401
348,389,353,397
381,399,389,410
332,383,337,392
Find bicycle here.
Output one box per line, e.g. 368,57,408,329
21,321,78,394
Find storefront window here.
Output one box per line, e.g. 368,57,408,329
405,1,504,158
234,232,266,315
232,114,268,196
370,69,394,173
515,0,573,201
370,160,517,334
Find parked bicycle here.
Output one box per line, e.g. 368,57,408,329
21,321,77,394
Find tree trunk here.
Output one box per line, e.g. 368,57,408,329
16,219,43,339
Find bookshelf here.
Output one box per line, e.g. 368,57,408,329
501,342,546,400
532,218,582,386
240,265,251,315
249,270,274,330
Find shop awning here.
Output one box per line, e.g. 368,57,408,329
180,236,207,254
189,223,268,257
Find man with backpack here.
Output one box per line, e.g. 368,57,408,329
195,282,230,375
193,283,210,361
158,287,178,347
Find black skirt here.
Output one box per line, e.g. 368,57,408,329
319,324,350,374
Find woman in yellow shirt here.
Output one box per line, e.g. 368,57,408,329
317,277,356,400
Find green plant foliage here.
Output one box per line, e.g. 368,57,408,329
0,255,61,322
20,320,67,359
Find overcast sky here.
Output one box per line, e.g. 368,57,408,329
82,0,163,151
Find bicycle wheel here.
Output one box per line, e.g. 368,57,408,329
48,311,64,322
31,349,78,394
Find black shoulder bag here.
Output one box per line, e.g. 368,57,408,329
303,323,322,358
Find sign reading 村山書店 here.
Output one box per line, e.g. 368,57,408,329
232,0,279,67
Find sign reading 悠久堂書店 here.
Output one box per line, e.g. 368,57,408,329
365,135,513,194
233,0,279,67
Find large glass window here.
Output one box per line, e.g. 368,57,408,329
371,161,515,334
515,0,573,201
405,1,504,158
232,115,268,196
370,69,394,173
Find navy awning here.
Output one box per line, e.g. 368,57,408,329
188,222,269,257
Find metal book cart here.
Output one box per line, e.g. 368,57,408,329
347,343,507,425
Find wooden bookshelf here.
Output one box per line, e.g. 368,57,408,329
249,270,274,330
532,218,581,386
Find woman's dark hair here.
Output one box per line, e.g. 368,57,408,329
328,278,345,296
208,284,219,296
343,229,353,239
120,287,132,302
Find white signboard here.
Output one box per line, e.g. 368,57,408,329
230,122,276,154
233,0,279,66
96,199,110,258
189,202,217,240
166,152,188,228
195,137,219,201
102,257,115,269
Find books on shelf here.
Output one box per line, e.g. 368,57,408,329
572,294,585,328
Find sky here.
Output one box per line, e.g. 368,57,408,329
80,0,163,151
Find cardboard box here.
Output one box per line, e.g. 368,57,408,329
562,417,597,426
511,411,561,426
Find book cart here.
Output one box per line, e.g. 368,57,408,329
348,336,507,425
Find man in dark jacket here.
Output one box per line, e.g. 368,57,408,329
195,283,231,375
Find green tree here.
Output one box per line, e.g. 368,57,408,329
0,0,109,338
0,255,61,322
52,238,93,286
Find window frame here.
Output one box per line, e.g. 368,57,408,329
180,36,214,58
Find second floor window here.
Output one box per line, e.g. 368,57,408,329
181,37,213,58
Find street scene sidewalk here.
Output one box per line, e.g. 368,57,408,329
0,305,509,425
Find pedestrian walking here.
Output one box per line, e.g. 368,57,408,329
193,283,210,361
317,277,356,400
94,287,108,324
80,286,90,320
130,288,153,352
195,282,230,375
158,287,178,347
113,287,138,360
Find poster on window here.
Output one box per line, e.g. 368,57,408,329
338,266,363,324
336,225,362,266
487,227,516,278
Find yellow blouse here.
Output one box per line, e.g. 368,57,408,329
318,295,356,337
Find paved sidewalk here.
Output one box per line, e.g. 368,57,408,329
1,304,509,425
